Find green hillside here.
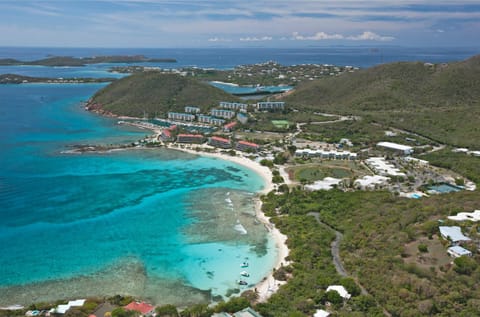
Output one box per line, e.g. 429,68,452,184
89,72,239,117
284,55,480,148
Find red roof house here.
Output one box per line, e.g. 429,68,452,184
124,301,154,315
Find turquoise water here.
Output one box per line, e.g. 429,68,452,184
0,83,276,305
209,81,293,95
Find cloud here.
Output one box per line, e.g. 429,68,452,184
239,36,273,41
207,37,231,42
291,31,394,41
292,31,343,40
346,31,395,41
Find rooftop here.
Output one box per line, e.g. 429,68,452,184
326,285,351,299
448,210,480,222
124,301,154,315
377,141,413,151
448,245,472,257
439,226,471,243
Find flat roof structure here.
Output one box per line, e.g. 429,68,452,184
448,246,472,258
439,226,471,243
314,310,330,317
365,157,406,177
305,177,343,191
124,301,154,315
377,141,414,155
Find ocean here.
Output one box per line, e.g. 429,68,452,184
0,47,478,306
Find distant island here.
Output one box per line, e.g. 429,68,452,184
0,74,117,84
0,55,177,67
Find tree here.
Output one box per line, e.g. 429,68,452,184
454,256,478,275
156,304,179,317
340,277,361,297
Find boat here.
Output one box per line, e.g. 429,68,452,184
240,271,250,277
237,280,248,286
241,261,249,268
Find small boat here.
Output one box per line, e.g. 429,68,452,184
240,271,250,277
241,262,249,268
237,280,248,286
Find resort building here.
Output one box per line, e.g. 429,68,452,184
233,307,263,317
236,140,260,152
219,101,248,111
209,136,232,149
377,141,414,155
177,134,204,144
295,149,357,160
256,101,285,111
439,226,471,244
160,125,177,142
167,112,195,122
185,106,201,113
314,310,330,317
224,121,237,132
305,177,343,191
365,157,406,177
354,175,390,190
211,109,236,119
198,115,226,126
447,246,472,258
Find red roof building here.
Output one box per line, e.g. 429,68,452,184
236,140,259,152
223,121,237,132
209,136,232,149
124,301,154,315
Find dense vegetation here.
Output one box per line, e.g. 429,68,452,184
284,55,480,148
90,73,239,117
260,189,480,316
421,149,480,185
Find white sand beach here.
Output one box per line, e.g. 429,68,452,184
168,144,290,302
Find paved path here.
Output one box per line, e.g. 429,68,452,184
307,212,392,316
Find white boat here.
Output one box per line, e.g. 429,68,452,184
240,271,250,277
241,261,249,268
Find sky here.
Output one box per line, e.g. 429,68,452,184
1,1,479,48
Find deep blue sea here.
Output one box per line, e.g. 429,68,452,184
0,47,478,305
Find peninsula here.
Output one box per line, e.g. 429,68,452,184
0,55,176,67
0,74,117,84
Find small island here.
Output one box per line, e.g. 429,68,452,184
0,74,117,84
0,55,176,67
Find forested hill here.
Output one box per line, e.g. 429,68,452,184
88,72,239,117
284,54,480,148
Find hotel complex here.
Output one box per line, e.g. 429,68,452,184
219,101,248,111
168,112,195,122
257,101,285,111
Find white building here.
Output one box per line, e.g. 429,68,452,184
185,106,201,113
219,101,248,111
167,112,195,122
448,210,480,222
211,109,236,119
377,141,414,155
295,149,357,160
439,226,471,244
354,175,390,190
314,309,330,317
305,177,343,191
256,101,285,111
197,115,226,126
448,246,472,258
365,157,406,177
326,285,351,300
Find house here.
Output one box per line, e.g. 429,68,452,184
50,299,86,314
236,140,259,152
439,226,471,244
305,177,343,191
326,285,351,300
209,136,232,149
177,134,204,144
448,210,480,222
365,157,406,177
124,301,154,316
377,141,414,155
448,246,472,258
233,307,263,317
354,175,390,190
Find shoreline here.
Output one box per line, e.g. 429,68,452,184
167,144,290,302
